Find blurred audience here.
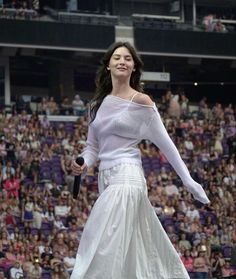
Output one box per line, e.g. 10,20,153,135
0,91,235,278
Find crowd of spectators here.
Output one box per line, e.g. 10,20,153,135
0,0,39,20
1,1,235,34
13,94,87,117
202,14,228,33
0,90,235,278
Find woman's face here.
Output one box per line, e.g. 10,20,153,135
185,250,190,257
108,46,135,80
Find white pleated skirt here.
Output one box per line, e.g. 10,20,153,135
70,163,190,279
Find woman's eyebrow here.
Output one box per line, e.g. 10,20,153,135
112,54,132,58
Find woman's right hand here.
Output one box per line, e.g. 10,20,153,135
71,159,87,176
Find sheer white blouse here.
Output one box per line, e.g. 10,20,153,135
81,94,209,204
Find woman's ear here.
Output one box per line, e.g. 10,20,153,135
107,67,110,71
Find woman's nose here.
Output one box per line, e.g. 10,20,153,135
119,57,125,64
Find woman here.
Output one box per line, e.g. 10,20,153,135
71,41,210,279
193,250,210,279
4,174,20,199
211,251,225,279
22,195,34,223
181,249,194,273
32,197,43,230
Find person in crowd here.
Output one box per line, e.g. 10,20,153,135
181,249,194,273
54,198,71,217
179,92,189,116
50,250,63,269
32,198,43,230
184,135,194,153
4,207,17,228
52,233,69,257
163,199,176,216
0,139,7,164
214,20,227,32
221,260,235,278
27,258,42,279
40,115,50,129
38,97,49,114
29,151,41,184
49,182,61,199
168,93,181,118
193,250,210,279
72,94,86,116
51,262,70,279
0,270,7,279
53,215,67,230
5,136,16,166
0,230,11,252
2,161,15,181
70,41,209,278
47,97,59,115
164,178,179,197
9,260,24,279
179,233,192,251
60,97,72,115
41,253,51,271
4,175,20,199
63,249,76,274
211,251,225,278
22,195,34,224
202,14,215,31
186,203,200,221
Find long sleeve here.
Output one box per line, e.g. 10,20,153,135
145,106,210,204
81,124,99,168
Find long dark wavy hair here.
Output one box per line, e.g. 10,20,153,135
89,41,144,123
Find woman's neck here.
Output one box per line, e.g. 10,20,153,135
111,87,135,100
110,79,133,98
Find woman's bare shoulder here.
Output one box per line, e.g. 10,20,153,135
132,92,154,106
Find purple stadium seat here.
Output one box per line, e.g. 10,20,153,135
42,270,52,279
222,245,232,259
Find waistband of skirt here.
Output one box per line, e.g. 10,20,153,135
99,158,142,171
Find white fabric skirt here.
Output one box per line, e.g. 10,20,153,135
70,163,190,279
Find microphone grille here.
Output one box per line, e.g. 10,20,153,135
76,157,84,166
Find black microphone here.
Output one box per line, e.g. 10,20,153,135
73,157,84,199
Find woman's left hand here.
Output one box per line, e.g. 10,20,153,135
184,179,210,204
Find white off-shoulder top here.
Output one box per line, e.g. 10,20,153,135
81,94,210,204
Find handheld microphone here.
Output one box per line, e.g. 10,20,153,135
73,157,84,199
